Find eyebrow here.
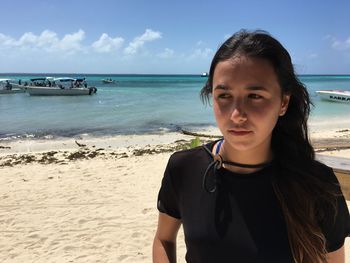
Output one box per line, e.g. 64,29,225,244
246,86,269,92
213,84,269,92
213,84,228,90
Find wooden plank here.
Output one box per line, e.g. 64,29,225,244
316,154,350,200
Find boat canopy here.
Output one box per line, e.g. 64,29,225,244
53,77,76,82
30,77,54,82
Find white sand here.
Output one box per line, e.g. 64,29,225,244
0,132,349,262
0,152,176,262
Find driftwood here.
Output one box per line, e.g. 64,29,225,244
0,145,11,149
181,129,222,139
75,140,87,147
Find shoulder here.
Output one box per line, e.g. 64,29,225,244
168,140,216,166
277,158,337,185
312,159,332,171
167,144,212,170
170,143,211,161
164,141,215,181
312,160,333,173
311,160,339,184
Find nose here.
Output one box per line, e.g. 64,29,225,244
230,100,247,124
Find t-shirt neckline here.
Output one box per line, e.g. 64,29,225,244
206,140,274,178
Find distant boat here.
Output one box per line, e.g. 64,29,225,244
23,77,97,96
316,90,350,104
0,78,25,94
201,72,208,77
102,78,115,84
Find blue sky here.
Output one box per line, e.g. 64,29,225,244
0,0,349,74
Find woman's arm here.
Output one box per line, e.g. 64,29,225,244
153,212,182,263
326,245,345,263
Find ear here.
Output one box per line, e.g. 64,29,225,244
279,94,290,116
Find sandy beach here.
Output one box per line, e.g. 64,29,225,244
0,129,349,262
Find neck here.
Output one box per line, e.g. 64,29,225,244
219,140,273,174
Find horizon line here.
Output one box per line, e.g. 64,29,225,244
1,72,350,76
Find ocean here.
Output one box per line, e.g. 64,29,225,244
1,74,350,141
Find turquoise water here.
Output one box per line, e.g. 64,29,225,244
0,74,350,140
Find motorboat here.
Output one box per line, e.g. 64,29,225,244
0,78,25,94
24,77,97,96
201,72,208,77
12,77,54,90
316,90,350,104
102,78,115,84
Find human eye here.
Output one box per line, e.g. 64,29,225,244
248,93,263,100
217,93,232,99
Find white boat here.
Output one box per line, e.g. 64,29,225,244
0,78,25,94
316,90,350,104
201,72,208,77
12,77,54,90
102,78,115,84
25,77,97,96
26,86,97,96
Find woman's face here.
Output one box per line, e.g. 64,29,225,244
212,56,290,153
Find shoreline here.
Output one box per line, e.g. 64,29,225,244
0,127,350,160
1,114,350,147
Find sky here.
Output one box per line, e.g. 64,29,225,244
0,0,349,74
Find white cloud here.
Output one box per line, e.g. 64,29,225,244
37,30,59,48
56,29,85,52
158,48,174,58
0,33,15,46
0,28,163,58
92,33,124,53
0,29,85,53
138,29,162,42
327,35,350,51
124,29,162,55
189,48,213,59
332,38,350,50
18,30,59,51
308,53,318,59
196,40,204,46
17,32,37,46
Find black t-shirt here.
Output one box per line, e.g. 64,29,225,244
157,142,350,263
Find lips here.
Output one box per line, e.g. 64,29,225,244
228,129,252,136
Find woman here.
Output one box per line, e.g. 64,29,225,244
153,30,350,263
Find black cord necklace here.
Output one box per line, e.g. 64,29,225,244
202,142,273,193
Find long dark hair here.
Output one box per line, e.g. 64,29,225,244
201,30,339,263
